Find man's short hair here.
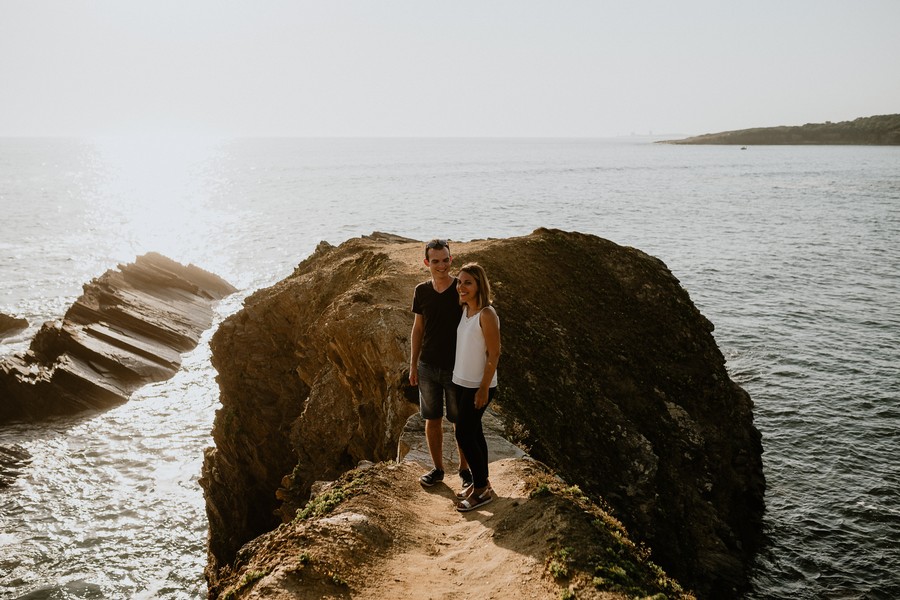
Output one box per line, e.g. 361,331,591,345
425,238,451,260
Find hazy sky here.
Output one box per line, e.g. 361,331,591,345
2,0,898,137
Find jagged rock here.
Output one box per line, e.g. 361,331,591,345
0,313,28,340
201,229,765,599
0,252,237,424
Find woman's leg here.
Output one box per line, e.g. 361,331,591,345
473,388,494,487
454,386,493,489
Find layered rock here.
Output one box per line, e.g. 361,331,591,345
0,252,237,424
202,229,765,599
0,313,28,340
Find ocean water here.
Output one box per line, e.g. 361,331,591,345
0,137,898,599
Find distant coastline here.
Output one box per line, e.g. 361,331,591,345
661,113,900,145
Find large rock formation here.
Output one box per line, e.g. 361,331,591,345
202,229,765,599
0,252,237,424
0,313,28,340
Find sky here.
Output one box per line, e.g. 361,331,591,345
1,0,898,138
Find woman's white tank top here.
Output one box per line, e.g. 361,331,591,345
452,308,498,389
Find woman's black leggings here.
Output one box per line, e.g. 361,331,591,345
454,384,495,489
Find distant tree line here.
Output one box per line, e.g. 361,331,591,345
665,114,900,145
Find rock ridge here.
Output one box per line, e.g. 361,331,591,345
202,229,765,599
0,252,237,424
0,313,28,340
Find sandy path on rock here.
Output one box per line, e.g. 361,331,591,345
353,458,560,600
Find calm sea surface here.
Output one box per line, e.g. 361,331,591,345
1,137,898,599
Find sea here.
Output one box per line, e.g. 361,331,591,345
0,137,897,599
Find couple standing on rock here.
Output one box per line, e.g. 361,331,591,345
409,239,500,512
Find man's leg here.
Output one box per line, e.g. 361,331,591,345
425,417,444,472
418,362,445,486
420,417,445,485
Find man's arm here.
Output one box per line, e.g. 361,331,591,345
409,313,424,386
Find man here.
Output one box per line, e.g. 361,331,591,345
409,239,471,488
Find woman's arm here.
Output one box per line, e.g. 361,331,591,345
475,306,501,408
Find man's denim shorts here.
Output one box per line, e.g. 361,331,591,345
417,361,459,422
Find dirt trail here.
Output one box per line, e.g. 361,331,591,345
352,459,561,600
226,417,686,600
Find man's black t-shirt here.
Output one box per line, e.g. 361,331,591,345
412,278,462,370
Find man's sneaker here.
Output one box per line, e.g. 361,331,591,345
420,467,444,487
459,469,473,488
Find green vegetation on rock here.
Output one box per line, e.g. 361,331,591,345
663,113,900,145
294,468,371,521
526,468,692,599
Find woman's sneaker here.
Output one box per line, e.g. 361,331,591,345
420,467,444,487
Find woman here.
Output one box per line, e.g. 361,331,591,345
452,262,501,512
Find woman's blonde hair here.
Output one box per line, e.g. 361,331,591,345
458,262,492,309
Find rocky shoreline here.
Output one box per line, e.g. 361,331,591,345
201,229,765,599
662,113,900,145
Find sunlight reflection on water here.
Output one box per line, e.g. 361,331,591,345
86,136,233,271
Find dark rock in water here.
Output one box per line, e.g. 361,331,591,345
0,252,237,424
201,230,765,599
0,313,28,340
0,444,31,488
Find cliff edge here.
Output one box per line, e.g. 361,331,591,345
202,229,765,599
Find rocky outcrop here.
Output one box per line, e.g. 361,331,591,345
202,229,765,599
0,313,28,340
201,233,419,593
0,252,237,424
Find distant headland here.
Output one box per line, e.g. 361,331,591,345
662,113,900,145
